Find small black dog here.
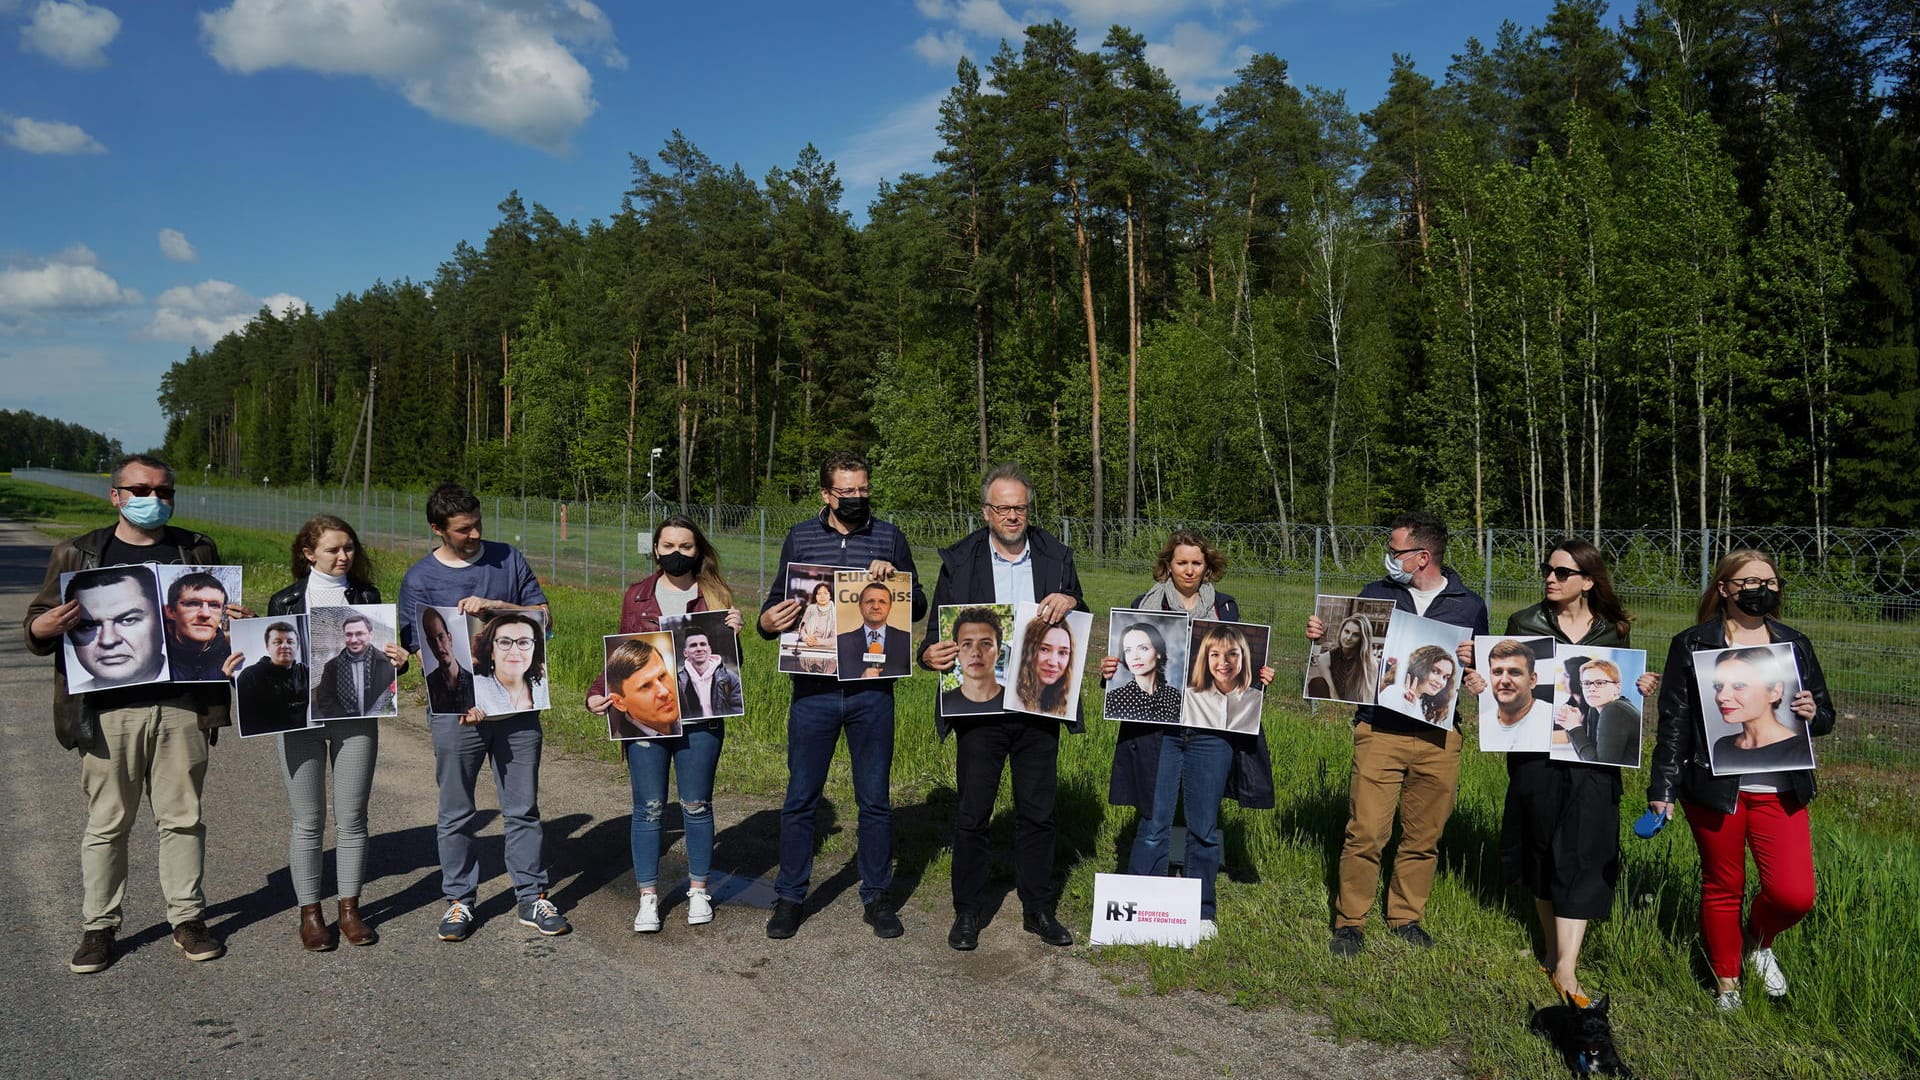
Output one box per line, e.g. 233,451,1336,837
1529,996,1633,1077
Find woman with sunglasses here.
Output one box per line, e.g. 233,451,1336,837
1648,550,1834,1011
256,515,408,950
1102,530,1273,938
1464,539,1654,1008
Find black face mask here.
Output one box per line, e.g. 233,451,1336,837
1734,586,1780,617
834,496,871,528
658,551,702,578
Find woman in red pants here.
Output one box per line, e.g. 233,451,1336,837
1647,549,1835,1011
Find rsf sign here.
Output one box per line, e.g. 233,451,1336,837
1089,872,1202,947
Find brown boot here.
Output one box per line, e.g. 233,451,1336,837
337,896,376,946
299,903,336,951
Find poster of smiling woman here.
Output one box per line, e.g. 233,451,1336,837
1004,602,1093,721
58,565,170,693
1374,610,1471,729
468,609,552,717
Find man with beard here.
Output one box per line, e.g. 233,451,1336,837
311,613,396,719
420,605,475,715
164,571,233,681
236,621,309,735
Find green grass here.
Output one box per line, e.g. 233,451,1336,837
7,474,1917,1078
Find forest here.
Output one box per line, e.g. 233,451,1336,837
154,1,1919,551
0,410,122,473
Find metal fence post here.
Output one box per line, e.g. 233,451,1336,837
1701,527,1713,590
758,508,767,602
1483,529,1494,604
1312,526,1324,597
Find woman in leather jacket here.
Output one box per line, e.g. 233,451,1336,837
1648,549,1835,1011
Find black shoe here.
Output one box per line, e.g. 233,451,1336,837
1329,926,1364,958
864,899,904,939
1391,921,1436,948
171,919,224,962
948,913,980,951
70,928,114,974
765,899,803,940
1022,909,1073,946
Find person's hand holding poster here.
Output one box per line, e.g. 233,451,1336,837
1375,610,1471,729
835,569,914,680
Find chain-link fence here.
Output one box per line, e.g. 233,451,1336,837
20,469,1915,766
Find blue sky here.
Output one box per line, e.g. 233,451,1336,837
0,0,1560,454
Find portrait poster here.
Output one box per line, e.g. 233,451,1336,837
1375,610,1471,729
602,631,683,741
833,569,915,681
57,564,170,693
306,604,401,721
155,564,244,682
777,562,851,676
1304,594,1394,705
1473,635,1555,753
466,609,552,717
936,603,1013,718
417,605,477,715
1548,644,1649,767
230,614,311,738
1103,608,1189,725
660,610,745,722
1695,642,1815,776
1004,602,1093,721
1180,620,1271,735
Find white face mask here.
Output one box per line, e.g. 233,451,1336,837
1384,549,1415,586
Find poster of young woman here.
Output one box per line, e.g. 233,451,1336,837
1003,602,1093,721
1304,594,1393,705
777,562,850,676
1548,645,1648,767
1695,642,1815,776
1102,608,1188,725
1180,620,1271,734
1375,610,1471,729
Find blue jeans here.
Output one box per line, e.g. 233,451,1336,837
1127,728,1233,919
777,686,894,904
627,722,725,888
430,712,547,905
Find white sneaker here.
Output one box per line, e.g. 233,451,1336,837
632,892,661,933
686,887,714,926
1715,988,1744,1012
1197,919,1218,942
1748,947,1788,997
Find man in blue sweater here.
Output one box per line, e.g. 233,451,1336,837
757,451,927,940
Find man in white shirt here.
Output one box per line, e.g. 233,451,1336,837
675,627,742,719
1478,638,1553,753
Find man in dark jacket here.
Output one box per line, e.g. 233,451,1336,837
918,463,1087,951
1305,511,1487,958
162,570,233,681
23,454,230,974
311,612,396,719
236,620,310,735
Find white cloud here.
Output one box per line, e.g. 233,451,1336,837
919,0,1024,42
200,0,623,153
834,91,946,192
913,29,969,66
0,245,139,316
1147,21,1252,103
143,279,307,345
1,113,106,154
19,0,119,68
157,228,197,262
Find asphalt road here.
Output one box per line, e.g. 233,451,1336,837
0,519,1461,1079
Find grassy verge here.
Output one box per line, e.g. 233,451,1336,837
7,475,1914,1078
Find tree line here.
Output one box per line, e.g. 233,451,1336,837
156,1,1920,549
1,410,123,473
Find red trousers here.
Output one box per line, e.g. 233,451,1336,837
1683,793,1817,979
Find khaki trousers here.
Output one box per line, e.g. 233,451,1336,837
79,700,210,929
1334,720,1462,929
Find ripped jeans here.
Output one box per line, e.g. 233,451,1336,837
625,721,725,888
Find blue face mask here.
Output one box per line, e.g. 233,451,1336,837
120,494,172,529
1384,549,1415,586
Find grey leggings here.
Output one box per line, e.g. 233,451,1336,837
277,718,378,905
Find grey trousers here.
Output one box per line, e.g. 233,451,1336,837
277,717,379,905
429,712,548,905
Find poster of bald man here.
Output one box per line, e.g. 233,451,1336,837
834,569,914,680
155,564,244,682
58,565,170,693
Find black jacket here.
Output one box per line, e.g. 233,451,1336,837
266,578,382,615
1105,591,1276,811
1647,618,1835,813
919,526,1087,738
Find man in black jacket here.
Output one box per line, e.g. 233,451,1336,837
312,613,396,719
236,621,309,735
919,463,1087,951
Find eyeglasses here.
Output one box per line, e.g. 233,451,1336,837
826,486,872,498
1726,576,1781,590
115,484,176,499
1386,545,1427,559
494,637,537,652
985,503,1030,518
1579,678,1619,689
1541,564,1588,582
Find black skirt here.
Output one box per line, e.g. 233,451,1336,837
1500,754,1622,920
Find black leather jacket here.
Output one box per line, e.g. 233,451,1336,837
267,578,382,615
1647,618,1835,813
